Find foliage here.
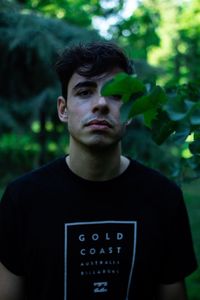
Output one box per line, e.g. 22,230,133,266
0,1,100,164
14,0,124,27
101,72,200,181
0,129,68,186
145,0,200,86
108,2,160,60
0,2,199,298
0,5,99,131
0,133,39,186
11,0,164,80
1,0,200,186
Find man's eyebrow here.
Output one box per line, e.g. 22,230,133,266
72,81,97,91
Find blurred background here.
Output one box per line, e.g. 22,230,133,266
0,0,199,297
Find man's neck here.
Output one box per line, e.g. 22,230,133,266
66,143,129,181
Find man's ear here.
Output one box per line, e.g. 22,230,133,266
57,96,68,123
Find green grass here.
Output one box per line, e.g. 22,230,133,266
183,179,200,300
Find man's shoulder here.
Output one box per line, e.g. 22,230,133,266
5,156,66,194
129,158,183,197
129,158,170,181
126,159,184,214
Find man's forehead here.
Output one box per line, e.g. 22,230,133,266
69,68,122,87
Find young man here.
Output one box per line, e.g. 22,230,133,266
0,41,197,300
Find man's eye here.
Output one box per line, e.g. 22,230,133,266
77,90,93,97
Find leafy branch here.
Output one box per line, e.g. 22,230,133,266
101,72,200,154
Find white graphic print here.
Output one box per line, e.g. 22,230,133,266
93,281,108,293
64,221,137,300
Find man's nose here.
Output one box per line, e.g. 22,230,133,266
92,95,109,113
98,95,108,105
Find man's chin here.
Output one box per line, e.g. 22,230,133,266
86,137,121,150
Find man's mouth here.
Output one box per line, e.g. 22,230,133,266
86,119,112,128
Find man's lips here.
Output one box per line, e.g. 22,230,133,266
85,119,112,128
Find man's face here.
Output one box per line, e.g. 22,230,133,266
60,69,126,149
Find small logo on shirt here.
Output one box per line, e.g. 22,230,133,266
93,281,108,293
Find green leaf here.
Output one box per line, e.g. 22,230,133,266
143,108,158,128
171,121,191,144
189,140,200,154
120,101,133,123
101,72,146,103
165,97,195,121
128,85,167,118
173,127,190,144
151,110,176,145
194,129,200,140
189,102,200,125
187,155,200,170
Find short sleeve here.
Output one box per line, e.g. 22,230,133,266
0,185,25,275
159,187,198,284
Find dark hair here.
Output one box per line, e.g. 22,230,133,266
55,41,134,99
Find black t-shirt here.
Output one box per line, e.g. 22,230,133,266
0,157,197,300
